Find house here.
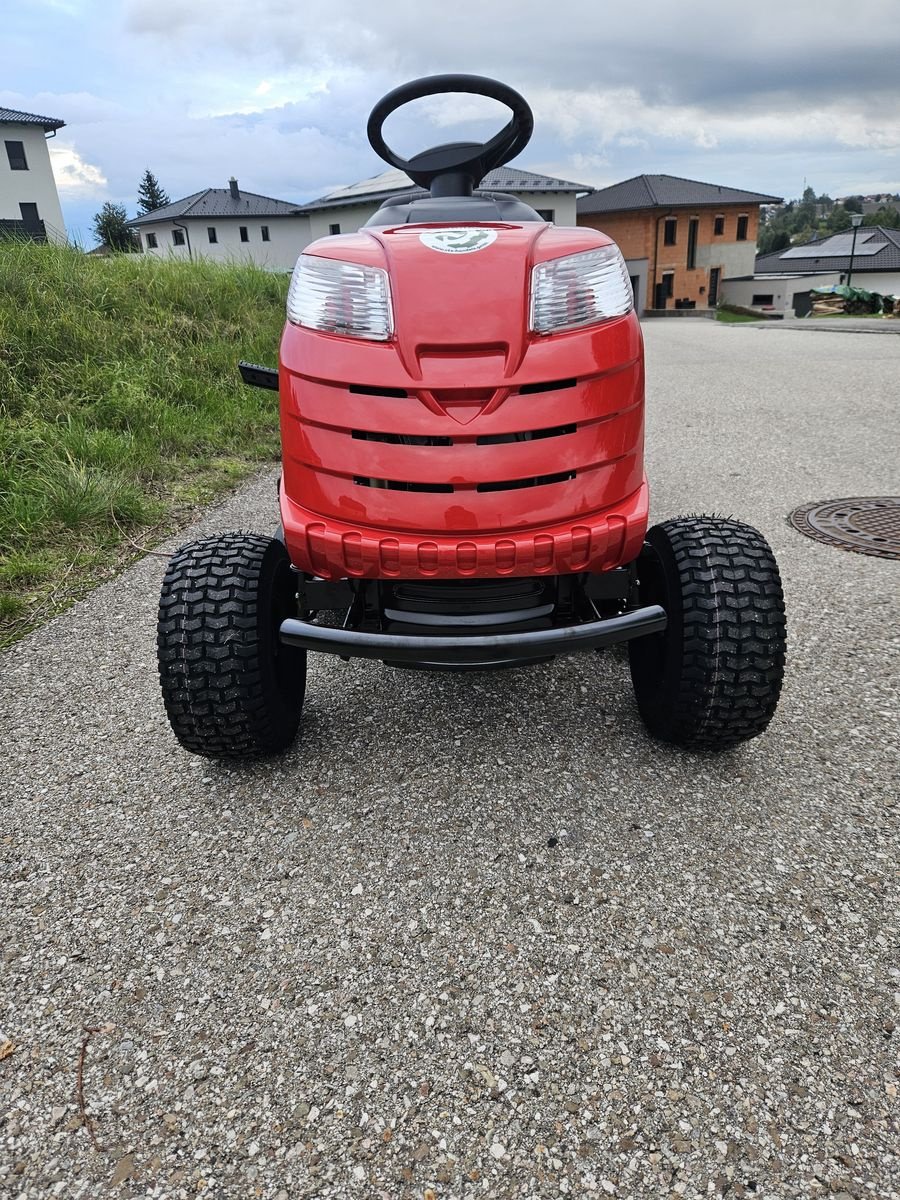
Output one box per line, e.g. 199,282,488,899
721,227,900,316
297,166,594,239
127,179,306,269
0,107,67,243
577,174,782,314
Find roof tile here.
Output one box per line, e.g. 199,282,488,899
0,107,65,132
128,187,301,225
577,173,781,214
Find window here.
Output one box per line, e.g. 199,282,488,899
207,227,217,243
736,214,749,241
535,209,555,222
5,140,28,170
261,226,270,242
146,232,158,249
329,223,341,235
240,226,249,243
663,218,677,246
714,215,725,236
663,271,674,298
172,229,185,246
687,217,699,269
752,293,774,306
19,203,39,225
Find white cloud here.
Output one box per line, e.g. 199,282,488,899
49,143,107,196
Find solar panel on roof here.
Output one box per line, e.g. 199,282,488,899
780,234,887,259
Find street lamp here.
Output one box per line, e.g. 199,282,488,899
846,212,864,288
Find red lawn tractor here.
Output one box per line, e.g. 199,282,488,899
157,75,786,759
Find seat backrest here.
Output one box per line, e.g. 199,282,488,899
364,190,545,226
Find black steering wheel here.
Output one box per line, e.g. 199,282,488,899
367,74,534,197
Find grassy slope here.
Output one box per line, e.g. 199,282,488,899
0,241,288,647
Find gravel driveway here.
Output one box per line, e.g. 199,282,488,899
2,321,898,1199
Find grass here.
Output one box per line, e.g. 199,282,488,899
0,240,288,647
715,309,760,323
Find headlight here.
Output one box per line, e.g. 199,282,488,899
286,255,394,341
530,245,633,334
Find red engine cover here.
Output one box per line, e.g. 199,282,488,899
279,222,647,580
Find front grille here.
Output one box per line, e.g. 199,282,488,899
517,377,577,395
477,470,576,493
353,476,454,493
348,383,408,398
351,423,576,447
352,430,453,446
476,424,576,446
352,471,577,494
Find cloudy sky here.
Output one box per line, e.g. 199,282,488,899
4,0,899,243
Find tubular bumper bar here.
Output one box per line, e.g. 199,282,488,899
279,604,666,666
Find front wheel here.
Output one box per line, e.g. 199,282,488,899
157,533,306,759
628,517,786,752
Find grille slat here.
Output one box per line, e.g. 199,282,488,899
476,424,576,446
352,471,578,494
352,430,453,447
517,378,577,395
353,477,453,493
477,470,576,493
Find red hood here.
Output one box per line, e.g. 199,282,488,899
305,223,616,379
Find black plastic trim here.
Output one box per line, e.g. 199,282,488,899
238,361,279,390
381,603,555,628
280,605,667,665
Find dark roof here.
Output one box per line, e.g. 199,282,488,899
0,106,65,132
577,173,782,214
754,227,900,274
299,166,594,213
128,187,301,226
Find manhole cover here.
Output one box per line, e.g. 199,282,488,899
788,496,900,560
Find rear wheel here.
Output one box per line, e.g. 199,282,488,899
628,517,786,751
157,533,306,759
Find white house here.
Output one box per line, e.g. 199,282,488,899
721,227,900,315
127,167,593,269
0,107,67,243
127,179,307,270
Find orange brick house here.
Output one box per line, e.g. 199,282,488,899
577,175,782,314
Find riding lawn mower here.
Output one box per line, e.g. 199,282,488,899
157,75,786,758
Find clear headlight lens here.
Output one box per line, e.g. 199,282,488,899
530,245,633,334
286,255,394,341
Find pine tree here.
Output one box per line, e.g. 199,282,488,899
92,201,138,252
137,169,171,215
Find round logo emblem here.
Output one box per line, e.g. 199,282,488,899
419,228,498,254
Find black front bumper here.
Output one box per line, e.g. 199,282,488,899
279,604,666,667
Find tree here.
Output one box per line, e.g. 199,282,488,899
758,227,791,255
137,169,171,215
863,206,900,230
843,195,862,214
92,201,137,252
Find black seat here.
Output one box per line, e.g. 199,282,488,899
364,190,544,226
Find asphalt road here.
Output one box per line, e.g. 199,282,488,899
2,321,898,1199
